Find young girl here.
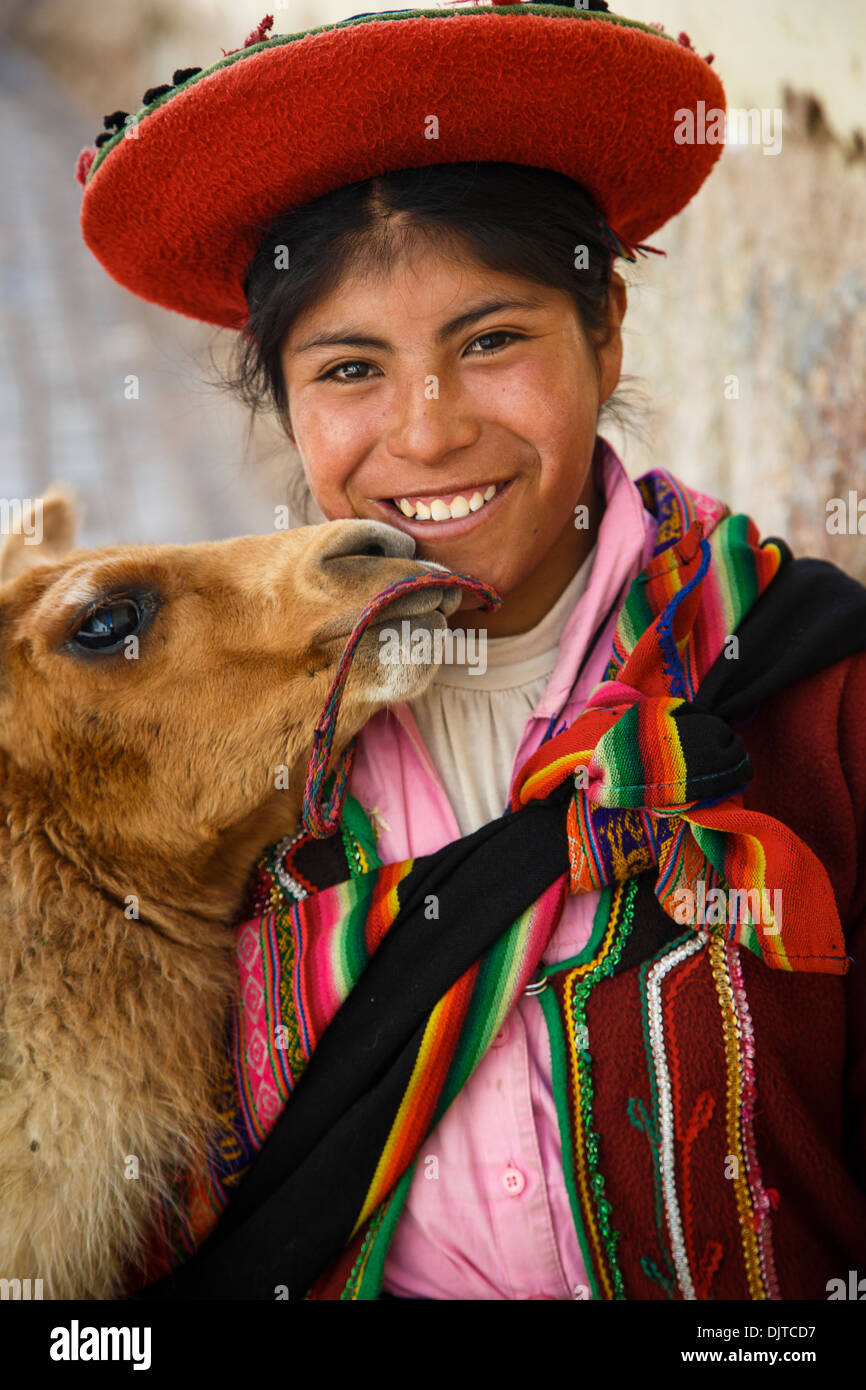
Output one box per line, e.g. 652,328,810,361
76,3,866,1301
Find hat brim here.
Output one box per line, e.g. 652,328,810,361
80,5,726,329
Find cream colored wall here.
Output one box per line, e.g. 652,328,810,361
624,0,865,140
601,1,866,577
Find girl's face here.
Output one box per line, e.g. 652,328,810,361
280,241,626,635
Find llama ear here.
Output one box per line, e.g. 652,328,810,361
0,487,79,585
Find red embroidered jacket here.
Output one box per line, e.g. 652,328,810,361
310,651,866,1300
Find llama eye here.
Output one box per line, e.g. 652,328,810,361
73,599,143,652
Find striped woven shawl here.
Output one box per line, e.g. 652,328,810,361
138,468,865,1300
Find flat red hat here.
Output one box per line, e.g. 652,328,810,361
77,3,726,330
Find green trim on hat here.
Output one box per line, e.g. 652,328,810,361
85,5,678,186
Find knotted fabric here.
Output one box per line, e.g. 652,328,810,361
139,468,853,1301
511,475,845,970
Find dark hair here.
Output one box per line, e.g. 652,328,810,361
213,162,647,510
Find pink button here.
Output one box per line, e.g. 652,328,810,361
502,1165,526,1196
490,1021,511,1049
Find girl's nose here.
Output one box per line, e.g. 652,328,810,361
385,382,480,467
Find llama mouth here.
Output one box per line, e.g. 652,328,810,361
369,592,453,624
312,586,456,649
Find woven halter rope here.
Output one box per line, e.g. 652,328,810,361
302,570,501,837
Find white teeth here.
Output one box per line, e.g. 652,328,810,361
393,483,501,522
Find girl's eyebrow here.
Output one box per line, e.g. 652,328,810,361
292,295,547,354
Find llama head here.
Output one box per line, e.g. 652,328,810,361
0,494,461,926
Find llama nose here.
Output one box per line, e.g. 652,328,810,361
319,519,416,564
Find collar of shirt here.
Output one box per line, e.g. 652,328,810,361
396,437,657,733
419,541,598,694
528,436,658,725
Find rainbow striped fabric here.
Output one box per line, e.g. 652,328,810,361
145,821,571,1282
511,471,846,972
141,468,848,1298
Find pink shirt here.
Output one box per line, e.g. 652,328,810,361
349,440,657,1299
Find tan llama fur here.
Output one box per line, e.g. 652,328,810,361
0,492,460,1299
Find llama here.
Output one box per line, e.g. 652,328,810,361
0,491,462,1299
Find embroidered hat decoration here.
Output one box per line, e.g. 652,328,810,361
75,2,726,329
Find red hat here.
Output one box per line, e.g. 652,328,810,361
76,3,726,330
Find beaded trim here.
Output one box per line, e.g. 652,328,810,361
562,877,639,1299
341,820,372,878
644,932,709,1299
270,828,310,902
727,947,781,1298
708,936,778,1299
664,954,723,1300
631,931,700,1298
340,1199,390,1300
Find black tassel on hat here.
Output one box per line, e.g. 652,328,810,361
142,83,174,105
141,68,202,106
95,109,131,145
91,68,204,154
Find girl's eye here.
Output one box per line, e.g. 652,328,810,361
465,330,523,357
319,360,380,383
318,331,523,382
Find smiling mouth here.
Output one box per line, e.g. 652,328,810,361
385,481,508,523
